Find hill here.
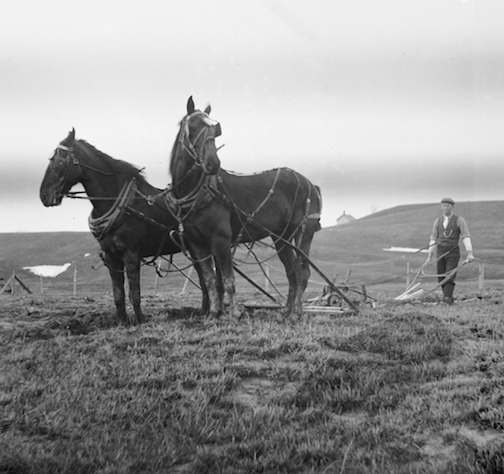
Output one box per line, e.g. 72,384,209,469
315,200,504,262
310,200,504,286
1,200,503,297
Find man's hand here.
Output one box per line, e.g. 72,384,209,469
424,253,433,266
465,251,475,263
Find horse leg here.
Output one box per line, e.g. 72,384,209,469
193,261,210,316
274,240,298,317
292,220,318,316
189,244,222,318
124,252,143,325
215,258,225,310
102,252,127,324
212,236,240,318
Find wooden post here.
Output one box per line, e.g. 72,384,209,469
344,268,352,284
265,265,270,292
73,264,77,296
0,272,32,295
0,272,15,295
40,275,44,294
479,262,485,290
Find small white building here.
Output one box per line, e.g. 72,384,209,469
336,211,356,225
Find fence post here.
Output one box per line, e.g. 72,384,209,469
73,264,77,296
479,262,485,290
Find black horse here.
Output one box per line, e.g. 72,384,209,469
40,129,207,325
169,97,322,318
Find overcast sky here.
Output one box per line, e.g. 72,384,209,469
1,0,503,232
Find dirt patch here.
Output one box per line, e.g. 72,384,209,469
228,370,302,412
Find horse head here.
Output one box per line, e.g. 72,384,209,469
173,96,222,177
40,128,83,207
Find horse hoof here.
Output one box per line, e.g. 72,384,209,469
230,305,245,319
206,310,222,320
280,309,302,323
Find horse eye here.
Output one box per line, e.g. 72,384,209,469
55,156,66,167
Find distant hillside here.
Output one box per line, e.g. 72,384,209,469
0,232,100,271
311,200,504,283
1,200,503,295
317,200,504,256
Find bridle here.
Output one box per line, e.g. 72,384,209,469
47,145,81,196
178,111,222,170
48,143,115,199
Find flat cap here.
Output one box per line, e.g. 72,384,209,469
441,197,455,205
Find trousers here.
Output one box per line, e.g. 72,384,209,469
437,245,460,299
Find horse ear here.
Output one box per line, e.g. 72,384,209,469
62,128,76,146
187,96,195,115
204,104,211,115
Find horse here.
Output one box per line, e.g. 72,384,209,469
39,129,208,325
168,96,322,318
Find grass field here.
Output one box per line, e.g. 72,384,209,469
1,201,504,472
1,288,504,473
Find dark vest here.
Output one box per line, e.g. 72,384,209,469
436,214,461,249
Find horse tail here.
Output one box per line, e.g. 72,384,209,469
307,183,322,232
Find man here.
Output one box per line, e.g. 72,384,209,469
425,197,474,304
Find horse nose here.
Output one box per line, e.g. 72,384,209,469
204,155,220,175
40,192,51,207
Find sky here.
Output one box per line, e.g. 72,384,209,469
1,0,503,232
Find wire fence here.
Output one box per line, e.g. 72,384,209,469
1,243,497,301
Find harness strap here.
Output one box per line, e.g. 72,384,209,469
88,179,137,240
230,168,282,252
206,169,316,252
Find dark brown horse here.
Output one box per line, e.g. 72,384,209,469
169,97,322,318
40,129,207,325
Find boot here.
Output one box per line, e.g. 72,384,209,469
443,282,455,305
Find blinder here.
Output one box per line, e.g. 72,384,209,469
180,111,222,171
48,144,80,196
201,114,221,138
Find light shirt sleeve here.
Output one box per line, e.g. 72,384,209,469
457,216,471,240
428,219,439,254
462,237,473,252
457,217,473,252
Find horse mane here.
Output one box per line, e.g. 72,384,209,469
76,139,147,184
169,119,184,178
